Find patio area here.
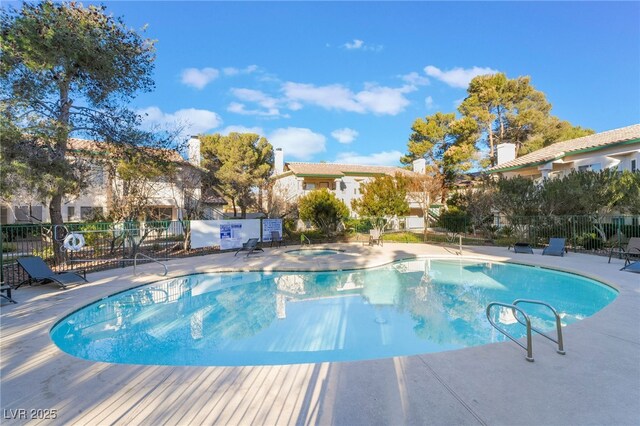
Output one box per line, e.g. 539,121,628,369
1,243,638,425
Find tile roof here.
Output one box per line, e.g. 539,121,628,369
489,123,640,172
68,138,186,163
282,162,415,178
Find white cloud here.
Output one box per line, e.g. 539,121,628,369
223,65,258,76
334,150,404,166
227,102,285,118
355,85,412,115
231,88,279,109
282,82,413,116
138,106,222,136
180,67,220,89
424,65,499,89
401,72,430,86
425,96,435,109
344,39,364,49
269,127,326,160
342,39,383,52
331,128,359,144
220,125,264,136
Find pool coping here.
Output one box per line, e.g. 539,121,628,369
1,243,639,425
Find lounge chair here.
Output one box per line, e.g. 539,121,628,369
608,237,640,265
270,231,285,247
542,238,566,256
234,238,264,257
513,242,534,254
621,261,640,273
16,256,88,290
369,229,383,246
1,284,17,303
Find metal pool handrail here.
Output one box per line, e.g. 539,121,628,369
512,299,566,355
486,302,534,362
134,253,168,277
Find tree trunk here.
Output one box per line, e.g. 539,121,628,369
487,107,495,165
49,193,65,264
50,79,72,263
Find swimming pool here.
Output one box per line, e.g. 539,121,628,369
50,259,617,366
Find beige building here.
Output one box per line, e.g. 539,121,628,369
0,137,224,224
488,124,640,180
271,149,428,221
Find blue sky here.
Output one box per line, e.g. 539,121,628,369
15,1,640,165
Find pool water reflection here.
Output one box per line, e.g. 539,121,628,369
50,259,617,366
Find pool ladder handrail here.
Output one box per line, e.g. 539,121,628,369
134,252,168,277
486,299,566,362
301,234,312,246
486,302,534,362
512,299,565,355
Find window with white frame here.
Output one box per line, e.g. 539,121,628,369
577,163,601,172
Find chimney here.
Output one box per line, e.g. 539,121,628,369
274,148,284,175
496,143,516,165
412,158,426,174
187,136,201,166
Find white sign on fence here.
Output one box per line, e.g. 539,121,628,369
190,219,261,250
262,219,283,242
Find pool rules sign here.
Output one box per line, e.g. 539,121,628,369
262,219,282,242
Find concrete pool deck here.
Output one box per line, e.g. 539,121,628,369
1,243,638,425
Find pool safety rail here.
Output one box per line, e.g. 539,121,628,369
486,299,565,362
133,253,168,277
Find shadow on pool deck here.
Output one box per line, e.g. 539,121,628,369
1,243,638,425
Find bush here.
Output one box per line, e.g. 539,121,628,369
298,189,349,236
578,233,603,250
438,207,468,233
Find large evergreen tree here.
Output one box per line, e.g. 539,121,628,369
401,112,478,199
200,133,273,218
458,73,593,165
1,1,157,256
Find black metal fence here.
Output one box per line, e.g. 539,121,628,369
0,220,219,287
347,214,640,252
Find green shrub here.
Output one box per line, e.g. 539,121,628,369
438,207,468,233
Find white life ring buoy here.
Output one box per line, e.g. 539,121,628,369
63,233,85,251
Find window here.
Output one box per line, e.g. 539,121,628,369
632,159,637,173
303,182,316,190
632,217,639,227
577,163,601,172
80,206,104,221
67,206,75,221
14,205,42,223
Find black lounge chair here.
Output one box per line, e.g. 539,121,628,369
1,284,16,303
542,238,566,257
513,242,534,254
16,256,88,290
270,231,285,247
234,238,264,257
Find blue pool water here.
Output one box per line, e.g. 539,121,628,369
50,259,617,366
